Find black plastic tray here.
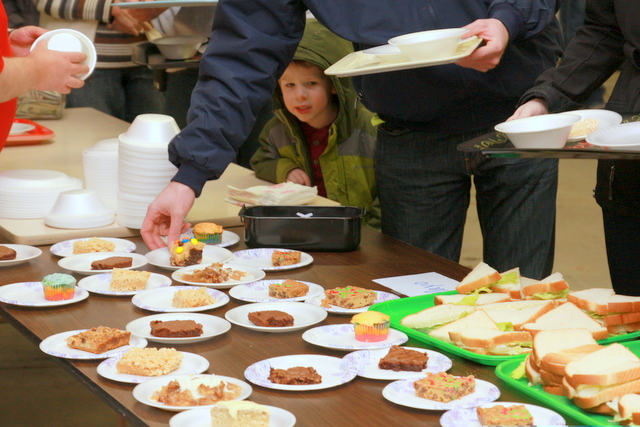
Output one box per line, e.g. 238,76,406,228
239,205,365,252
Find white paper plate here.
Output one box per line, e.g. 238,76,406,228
145,245,234,271
57,252,148,275
228,280,324,303
244,354,358,391
39,329,147,359
561,109,623,142
126,312,231,344
50,237,136,257
383,378,500,410
301,324,408,351
10,122,35,135
0,244,42,267
132,286,229,312
232,248,313,271
133,374,252,412
0,282,89,307
304,290,400,315
325,36,482,77
343,347,452,380
77,272,171,296
97,351,210,384
169,405,296,427
172,263,265,289
586,121,640,147
440,402,566,427
224,302,327,333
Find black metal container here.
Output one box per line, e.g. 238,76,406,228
239,205,365,252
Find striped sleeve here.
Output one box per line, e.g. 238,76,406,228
35,0,112,23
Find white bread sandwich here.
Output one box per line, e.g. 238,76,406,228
455,261,502,295
608,294,640,314
480,299,555,331
522,302,608,340
567,288,615,316
521,272,569,300
563,343,640,411
428,309,498,344
530,328,598,369
433,292,511,306
400,303,476,330
615,393,640,425
524,328,599,393
488,267,520,296
450,327,532,355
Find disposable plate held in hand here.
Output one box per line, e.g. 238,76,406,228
370,291,640,366
325,36,482,78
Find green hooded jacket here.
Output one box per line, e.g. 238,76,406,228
250,20,380,227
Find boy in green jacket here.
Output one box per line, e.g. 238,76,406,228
250,20,380,227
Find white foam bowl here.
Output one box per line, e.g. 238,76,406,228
151,35,208,60
494,113,582,149
388,28,468,61
120,114,180,145
44,189,115,229
30,29,97,80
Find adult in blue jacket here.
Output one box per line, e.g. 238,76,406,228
142,1,562,280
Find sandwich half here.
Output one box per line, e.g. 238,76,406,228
455,262,502,295
400,303,476,331
521,272,569,300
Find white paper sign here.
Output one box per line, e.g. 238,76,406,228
373,272,459,297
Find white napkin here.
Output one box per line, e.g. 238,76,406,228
227,182,317,206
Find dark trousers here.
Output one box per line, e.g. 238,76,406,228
603,208,640,295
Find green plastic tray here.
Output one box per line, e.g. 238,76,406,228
495,340,640,426
370,291,640,366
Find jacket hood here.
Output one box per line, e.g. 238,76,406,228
272,19,357,125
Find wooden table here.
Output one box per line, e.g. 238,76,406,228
0,226,584,426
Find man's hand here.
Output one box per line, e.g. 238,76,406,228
457,18,509,72
9,26,47,56
286,168,311,186
29,41,88,93
141,182,195,250
508,98,549,121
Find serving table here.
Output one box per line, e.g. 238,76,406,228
0,227,584,426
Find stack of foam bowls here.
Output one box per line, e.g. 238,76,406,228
44,189,115,229
83,138,118,211
117,114,179,229
0,169,83,219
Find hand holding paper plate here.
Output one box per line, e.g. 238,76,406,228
325,28,481,78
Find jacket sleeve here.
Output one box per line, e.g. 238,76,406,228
250,124,282,184
35,0,112,22
517,0,624,111
169,0,307,197
485,0,559,41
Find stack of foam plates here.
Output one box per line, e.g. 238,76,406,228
0,169,83,219
116,114,180,229
83,138,118,211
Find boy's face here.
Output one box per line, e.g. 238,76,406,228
278,63,338,129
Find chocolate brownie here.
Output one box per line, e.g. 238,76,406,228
247,310,294,327
0,245,17,260
378,345,428,372
91,256,133,270
149,319,204,338
268,366,322,385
